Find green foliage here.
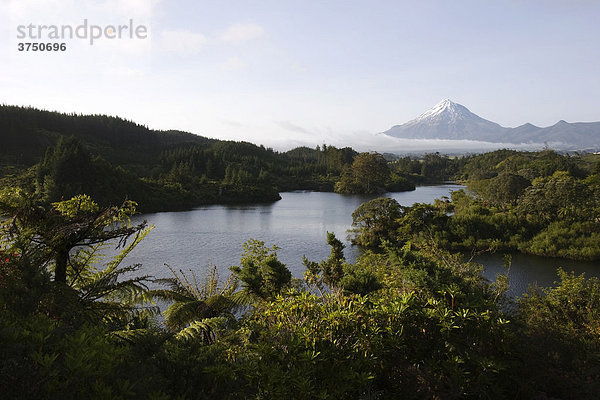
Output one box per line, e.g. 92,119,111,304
151,265,238,342
385,172,416,192
518,171,594,223
302,231,379,295
523,221,600,260
230,239,292,301
0,190,147,283
395,203,450,245
335,152,390,194
175,317,227,343
514,270,600,398
476,172,530,207
319,232,346,288
340,262,382,296
0,312,133,400
247,244,511,399
350,197,404,248
70,231,157,329
520,269,600,343
391,152,465,183
383,151,600,260
0,193,170,400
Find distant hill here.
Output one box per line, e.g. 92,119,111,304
382,99,600,150
0,105,214,169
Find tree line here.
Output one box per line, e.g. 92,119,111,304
1,106,424,212
357,149,600,260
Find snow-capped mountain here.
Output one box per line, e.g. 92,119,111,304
382,99,600,149
383,99,508,141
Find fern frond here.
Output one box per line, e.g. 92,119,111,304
80,269,152,304
163,300,207,330
175,317,227,343
147,288,195,303
68,242,108,286
104,226,153,273
230,290,259,308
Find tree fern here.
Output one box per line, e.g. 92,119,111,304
151,265,239,333
64,226,157,328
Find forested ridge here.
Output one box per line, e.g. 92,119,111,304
0,105,418,212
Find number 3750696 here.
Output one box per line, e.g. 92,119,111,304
18,42,66,51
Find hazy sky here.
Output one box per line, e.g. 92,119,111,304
2,0,599,150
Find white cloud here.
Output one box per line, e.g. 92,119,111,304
159,30,208,54
276,121,312,135
337,133,549,154
219,23,265,44
219,56,246,71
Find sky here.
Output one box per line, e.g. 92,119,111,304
1,0,599,151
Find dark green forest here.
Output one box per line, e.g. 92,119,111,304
1,106,416,212
1,106,600,399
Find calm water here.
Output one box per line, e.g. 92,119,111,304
125,185,600,297
476,253,600,298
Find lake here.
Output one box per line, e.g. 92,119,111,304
126,185,600,298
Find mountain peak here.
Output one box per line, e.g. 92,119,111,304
382,100,600,149
437,98,455,107
383,99,505,141
413,99,471,124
